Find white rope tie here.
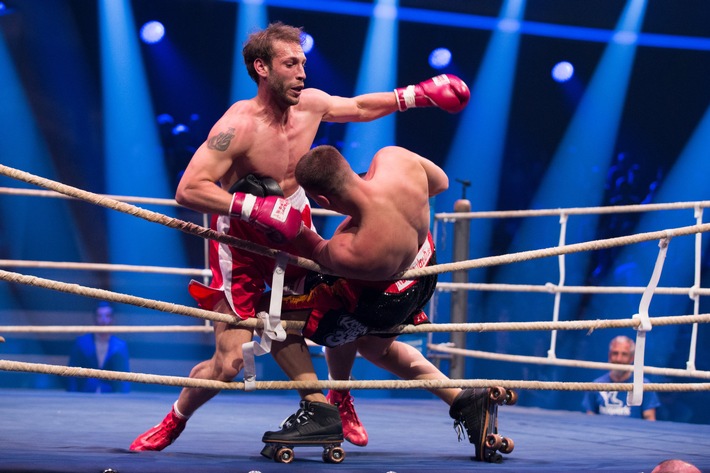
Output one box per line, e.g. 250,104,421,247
548,213,568,360
242,253,288,391
628,236,669,406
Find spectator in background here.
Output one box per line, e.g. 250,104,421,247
582,335,660,420
67,302,130,393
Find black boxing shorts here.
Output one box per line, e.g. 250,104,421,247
300,234,437,347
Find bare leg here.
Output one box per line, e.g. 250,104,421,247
175,298,252,417
324,341,369,446
325,343,358,381
129,298,253,451
356,336,461,405
262,309,341,447
270,309,326,403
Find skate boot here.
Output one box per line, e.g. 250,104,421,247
261,401,345,463
449,387,515,462
327,389,368,446
129,406,187,451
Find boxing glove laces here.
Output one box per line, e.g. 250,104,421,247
394,74,470,113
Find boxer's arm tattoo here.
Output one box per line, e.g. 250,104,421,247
207,127,235,151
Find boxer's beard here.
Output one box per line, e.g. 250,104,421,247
270,77,299,107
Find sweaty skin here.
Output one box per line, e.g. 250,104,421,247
294,146,448,281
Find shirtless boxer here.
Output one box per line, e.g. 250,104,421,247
261,145,500,461
128,22,470,452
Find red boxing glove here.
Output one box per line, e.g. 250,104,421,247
394,74,470,113
230,193,303,243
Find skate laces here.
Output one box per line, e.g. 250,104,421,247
278,412,298,429
452,416,467,442
451,395,480,443
279,403,315,429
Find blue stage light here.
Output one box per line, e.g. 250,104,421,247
428,47,452,69
172,124,188,135
156,113,174,125
0,1,13,16
552,61,574,82
140,21,165,44
301,33,314,54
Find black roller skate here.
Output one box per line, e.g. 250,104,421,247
261,400,345,464
449,387,517,462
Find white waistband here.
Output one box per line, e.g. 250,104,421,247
286,186,307,212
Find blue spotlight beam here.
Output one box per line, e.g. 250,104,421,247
433,0,525,370
443,0,526,262
0,25,81,264
99,0,188,304
314,0,399,240
484,1,648,368
230,0,710,51
533,0,647,212
231,2,266,103
341,0,399,175
589,95,710,370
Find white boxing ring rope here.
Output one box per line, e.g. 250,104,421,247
431,202,710,366
1,164,709,398
1,358,709,394
0,165,325,275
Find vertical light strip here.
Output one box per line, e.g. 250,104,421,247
484,0,648,377
0,25,81,305
231,0,267,103
99,0,188,303
443,0,526,262
341,0,399,174
435,0,526,342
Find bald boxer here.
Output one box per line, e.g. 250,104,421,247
129,21,470,453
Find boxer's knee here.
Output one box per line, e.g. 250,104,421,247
215,356,244,381
207,348,245,381
357,336,394,362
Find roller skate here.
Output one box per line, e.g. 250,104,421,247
449,387,517,462
261,400,345,464
129,406,187,451
327,389,368,446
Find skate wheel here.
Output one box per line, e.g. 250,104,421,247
505,389,518,405
500,437,514,454
489,386,506,404
486,433,503,450
274,446,294,464
323,446,345,463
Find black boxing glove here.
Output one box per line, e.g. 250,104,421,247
228,174,284,197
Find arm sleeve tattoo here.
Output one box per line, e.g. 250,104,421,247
207,127,235,152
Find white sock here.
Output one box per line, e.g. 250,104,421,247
172,401,190,420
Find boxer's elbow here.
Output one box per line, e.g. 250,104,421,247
175,181,202,209
174,184,190,207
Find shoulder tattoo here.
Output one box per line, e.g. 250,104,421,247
207,127,235,151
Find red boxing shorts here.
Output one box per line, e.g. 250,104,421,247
188,186,315,320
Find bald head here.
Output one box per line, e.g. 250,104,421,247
651,459,701,473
